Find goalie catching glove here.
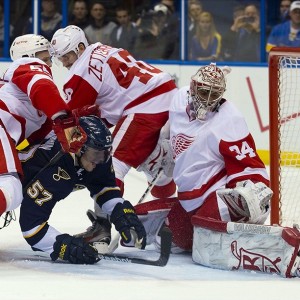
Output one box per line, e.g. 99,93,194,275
217,180,273,224
110,200,147,249
50,234,100,264
52,105,101,153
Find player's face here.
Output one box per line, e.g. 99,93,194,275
36,50,52,67
58,51,78,69
79,147,110,172
197,87,221,102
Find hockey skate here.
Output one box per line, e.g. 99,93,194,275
74,209,112,254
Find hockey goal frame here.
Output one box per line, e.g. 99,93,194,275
269,47,300,225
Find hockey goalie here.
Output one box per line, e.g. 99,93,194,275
122,63,300,278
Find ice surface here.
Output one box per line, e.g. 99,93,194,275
1,170,299,300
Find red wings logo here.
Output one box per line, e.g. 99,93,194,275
171,134,195,158
231,240,281,275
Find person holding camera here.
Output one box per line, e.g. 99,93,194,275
221,4,260,62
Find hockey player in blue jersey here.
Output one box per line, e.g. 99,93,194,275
19,113,146,264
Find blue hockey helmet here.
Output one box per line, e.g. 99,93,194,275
79,115,112,164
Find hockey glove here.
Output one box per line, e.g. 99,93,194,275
217,180,273,224
137,138,174,178
52,113,87,153
50,234,100,264
72,104,101,118
110,201,147,249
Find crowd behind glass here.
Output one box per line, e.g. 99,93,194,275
0,0,298,63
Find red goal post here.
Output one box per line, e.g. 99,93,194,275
269,47,300,226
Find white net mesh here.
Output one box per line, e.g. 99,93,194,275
277,56,300,226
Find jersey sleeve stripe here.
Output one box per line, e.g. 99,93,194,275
124,80,176,111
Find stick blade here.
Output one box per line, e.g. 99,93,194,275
100,226,173,267
132,226,172,266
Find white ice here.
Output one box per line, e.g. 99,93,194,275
1,169,299,300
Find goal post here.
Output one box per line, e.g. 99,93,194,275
269,47,300,226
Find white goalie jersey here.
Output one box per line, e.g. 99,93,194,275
169,86,269,213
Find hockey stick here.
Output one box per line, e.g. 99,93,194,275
107,168,164,253
99,226,172,267
22,150,65,192
138,168,163,204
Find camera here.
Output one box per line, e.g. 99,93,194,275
244,16,255,23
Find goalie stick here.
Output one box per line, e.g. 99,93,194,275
108,168,163,253
99,226,172,266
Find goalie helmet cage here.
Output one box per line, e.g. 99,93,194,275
269,47,300,227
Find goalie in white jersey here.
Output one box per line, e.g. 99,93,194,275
131,64,300,277
0,34,87,224
50,25,177,240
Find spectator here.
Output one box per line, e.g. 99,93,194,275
155,0,180,59
188,0,203,43
189,11,222,61
0,2,14,56
266,0,300,52
84,1,117,44
11,1,31,41
69,0,89,30
221,4,245,61
228,3,260,62
135,3,179,60
40,0,62,40
110,7,138,55
134,8,165,59
279,0,292,24
23,0,62,41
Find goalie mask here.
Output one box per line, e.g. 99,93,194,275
189,63,227,121
50,25,89,58
10,34,51,61
79,116,112,165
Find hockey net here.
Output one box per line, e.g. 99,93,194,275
269,47,300,226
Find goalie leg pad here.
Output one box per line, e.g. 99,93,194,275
134,198,176,246
191,216,300,278
135,198,194,252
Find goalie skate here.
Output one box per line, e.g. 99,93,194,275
74,209,112,253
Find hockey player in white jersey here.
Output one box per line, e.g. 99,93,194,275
129,64,300,278
50,25,177,240
0,34,87,221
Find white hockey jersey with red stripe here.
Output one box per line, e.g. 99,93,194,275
63,43,177,126
169,86,269,212
0,58,69,145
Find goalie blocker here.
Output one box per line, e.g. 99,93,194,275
191,216,300,278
